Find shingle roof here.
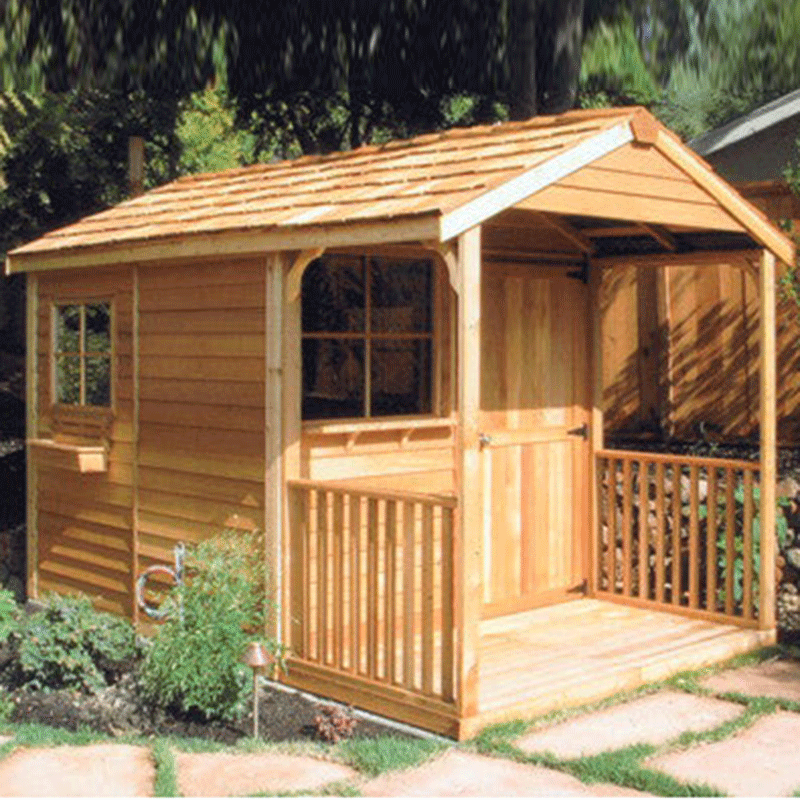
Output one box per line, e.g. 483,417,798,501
9,107,639,259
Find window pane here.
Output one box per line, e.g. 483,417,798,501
55,305,80,352
85,356,111,406
84,303,111,353
302,256,365,333
302,339,365,420
370,258,432,333
55,355,81,404
371,339,432,417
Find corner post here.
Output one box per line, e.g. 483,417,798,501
455,226,482,721
26,273,38,601
759,249,777,630
588,260,603,595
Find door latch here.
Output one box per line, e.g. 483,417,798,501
567,423,589,440
479,432,493,447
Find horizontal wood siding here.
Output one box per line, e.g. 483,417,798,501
35,269,134,615
136,259,266,571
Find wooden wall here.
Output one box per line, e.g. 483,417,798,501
31,258,269,619
602,184,800,441
136,258,266,569
34,268,135,616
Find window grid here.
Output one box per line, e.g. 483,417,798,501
53,301,112,408
302,255,435,420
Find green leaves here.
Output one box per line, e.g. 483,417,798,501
139,529,282,723
11,593,138,693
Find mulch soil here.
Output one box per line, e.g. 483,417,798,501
4,672,407,745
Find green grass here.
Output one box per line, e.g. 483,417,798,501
151,739,179,797
338,734,447,777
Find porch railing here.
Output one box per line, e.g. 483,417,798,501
286,479,458,710
595,449,761,627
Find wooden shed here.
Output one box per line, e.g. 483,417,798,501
6,107,795,739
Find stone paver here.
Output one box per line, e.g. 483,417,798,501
360,750,653,797
702,659,800,703
175,750,358,797
0,743,154,797
516,691,741,759
647,711,800,797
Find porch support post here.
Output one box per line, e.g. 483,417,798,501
282,251,302,650
456,226,482,719
588,260,603,595
758,249,777,630
265,252,285,640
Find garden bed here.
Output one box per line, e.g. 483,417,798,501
4,673,404,745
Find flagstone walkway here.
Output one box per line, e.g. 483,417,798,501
1,657,800,796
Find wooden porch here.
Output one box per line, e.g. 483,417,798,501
282,444,776,739
471,598,772,738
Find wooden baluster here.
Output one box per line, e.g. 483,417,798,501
402,501,416,691
384,500,397,685
725,468,735,616
638,460,649,599
366,497,379,679
743,470,754,619
317,489,329,664
332,492,344,670
421,504,434,695
689,465,699,609
622,458,632,596
671,463,682,605
607,458,617,593
441,506,455,703
706,468,718,613
655,462,666,603
349,494,361,674
288,486,307,659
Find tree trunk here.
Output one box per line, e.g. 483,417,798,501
537,0,584,114
509,0,538,120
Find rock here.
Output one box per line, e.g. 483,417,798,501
777,477,800,499
784,547,800,571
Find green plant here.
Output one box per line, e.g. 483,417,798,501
151,739,179,797
0,588,20,645
14,593,138,692
138,530,284,723
339,735,445,777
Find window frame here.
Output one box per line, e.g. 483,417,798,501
301,253,442,424
51,298,115,412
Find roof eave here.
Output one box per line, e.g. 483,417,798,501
5,213,444,275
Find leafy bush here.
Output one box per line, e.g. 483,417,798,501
0,588,20,646
138,530,283,722
14,593,138,692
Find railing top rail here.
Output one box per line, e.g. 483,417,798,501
287,478,458,508
596,448,759,472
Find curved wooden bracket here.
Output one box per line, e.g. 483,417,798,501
422,240,459,292
286,247,324,302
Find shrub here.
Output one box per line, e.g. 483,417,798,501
138,530,282,722
14,593,138,692
0,588,20,646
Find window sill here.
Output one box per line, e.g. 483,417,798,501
303,414,456,435
28,439,108,473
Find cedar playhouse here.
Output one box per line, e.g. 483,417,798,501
7,108,795,739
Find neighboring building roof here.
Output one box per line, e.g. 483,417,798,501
690,88,800,157
6,106,795,272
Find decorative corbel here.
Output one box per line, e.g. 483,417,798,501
286,247,324,302
422,239,459,292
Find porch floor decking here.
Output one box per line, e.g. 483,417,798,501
469,598,774,736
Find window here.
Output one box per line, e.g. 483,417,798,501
302,255,434,420
53,302,112,407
